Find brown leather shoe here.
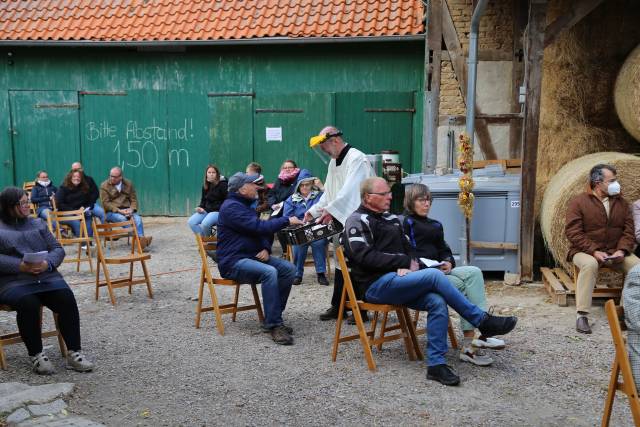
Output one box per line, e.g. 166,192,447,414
576,316,592,334
139,236,151,251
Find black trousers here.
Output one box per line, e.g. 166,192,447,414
330,267,345,308
12,288,81,356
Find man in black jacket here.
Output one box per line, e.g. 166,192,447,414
343,177,517,386
71,162,105,224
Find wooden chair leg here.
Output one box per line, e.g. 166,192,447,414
402,307,423,360
396,309,417,361
352,304,377,372
232,285,241,322
0,340,7,370
377,311,389,351
101,261,117,306
195,274,205,329
140,260,153,299
250,285,265,322
128,262,134,294
448,318,459,349
95,260,101,301
601,358,619,427
75,242,81,272
53,313,67,356
210,282,225,336
331,287,348,363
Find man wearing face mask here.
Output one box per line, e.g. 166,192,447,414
565,163,640,334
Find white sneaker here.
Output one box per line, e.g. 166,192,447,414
66,350,94,372
459,347,493,366
472,335,506,350
30,352,55,375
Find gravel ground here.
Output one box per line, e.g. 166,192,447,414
0,217,635,426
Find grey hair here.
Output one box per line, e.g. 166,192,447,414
360,177,386,200
403,184,431,215
589,163,616,189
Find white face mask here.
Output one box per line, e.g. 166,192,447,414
37,179,50,187
607,181,621,196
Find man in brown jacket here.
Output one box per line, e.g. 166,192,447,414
565,163,639,333
99,166,152,250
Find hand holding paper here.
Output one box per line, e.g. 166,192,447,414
419,258,445,268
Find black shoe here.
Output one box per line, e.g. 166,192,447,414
576,316,592,334
206,250,217,262
427,364,460,386
478,313,518,338
347,310,369,325
270,325,294,345
319,306,342,321
292,276,302,286
261,324,293,335
317,273,329,286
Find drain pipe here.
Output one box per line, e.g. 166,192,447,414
459,0,489,266
465,0,489,143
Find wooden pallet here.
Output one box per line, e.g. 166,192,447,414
541,267,622,307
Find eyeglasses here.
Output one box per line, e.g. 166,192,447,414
367,191,392,196
16,201,30,207
281,166,296,170
416,197,431,203
110,175,121,179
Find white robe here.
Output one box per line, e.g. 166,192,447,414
307,146,375,225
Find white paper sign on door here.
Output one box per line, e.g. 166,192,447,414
266,127,282,142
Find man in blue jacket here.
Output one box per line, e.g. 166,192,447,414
217,172,303,345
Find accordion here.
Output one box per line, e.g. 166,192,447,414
278,221,343,246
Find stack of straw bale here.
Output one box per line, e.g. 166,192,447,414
614,44,640,142
536,0,640,217
540,152,640,272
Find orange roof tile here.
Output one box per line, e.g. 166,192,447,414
0,0,425,42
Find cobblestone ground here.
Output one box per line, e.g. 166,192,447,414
0,217,635,426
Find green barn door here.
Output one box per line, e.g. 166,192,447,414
208,94,254,181
79,90,170,215
335,92,415,169
9,90,80,186
253,93,333,182
166,91,210,215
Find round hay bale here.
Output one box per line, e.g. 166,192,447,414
540,152,640,272
615,44,640,142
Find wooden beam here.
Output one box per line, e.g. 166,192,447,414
519,0,548,281
442,1,466,96
509,0,528,158
544,0,604,47
422,0,443,173
441,49,514,62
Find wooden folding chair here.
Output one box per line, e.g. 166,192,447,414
284,242,332,281
92,218,152,305
46,208,93,273
0,304,66,370
331,246,423,372
602,299,640,426
194,235,264,335
377,309,459,351
22,181,35,198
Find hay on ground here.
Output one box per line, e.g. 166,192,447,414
540,152,640,272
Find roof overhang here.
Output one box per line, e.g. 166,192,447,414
0,34,425,48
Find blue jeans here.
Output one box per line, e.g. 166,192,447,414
36,207,56,231
91,203,106,224
365,268,486,366
105,212,144,236
292,239,327,277
187,211,219,236
226,256,296,329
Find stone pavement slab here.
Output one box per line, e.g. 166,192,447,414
0,383,74,414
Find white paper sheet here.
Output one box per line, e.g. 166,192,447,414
419,258,444,268
266,127,282,142
23,251,48,264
